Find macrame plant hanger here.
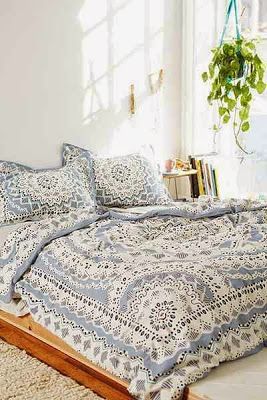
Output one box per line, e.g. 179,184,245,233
219,0,247,81
220,0,241,46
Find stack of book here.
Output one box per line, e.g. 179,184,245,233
189,156,219,199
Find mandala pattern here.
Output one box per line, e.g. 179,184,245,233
0,199,266,399
62,143,171,207
93,154,171,207
0,157,96,225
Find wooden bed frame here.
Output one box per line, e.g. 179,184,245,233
0,310,202,400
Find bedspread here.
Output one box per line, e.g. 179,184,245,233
0,199,267,399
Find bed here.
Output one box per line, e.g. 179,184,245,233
0,199,266,400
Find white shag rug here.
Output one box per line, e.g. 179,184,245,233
0,339,104,400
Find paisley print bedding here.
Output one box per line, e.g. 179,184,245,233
0,198,266,399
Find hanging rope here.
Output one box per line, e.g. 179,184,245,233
219,0,246,81
219,0,241,46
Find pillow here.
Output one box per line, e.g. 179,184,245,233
62,143,95,165
0,160,32,177
0,156,96,225
62,143,171,207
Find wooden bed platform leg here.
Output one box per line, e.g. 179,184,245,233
0,317,133,400
182,387,205,400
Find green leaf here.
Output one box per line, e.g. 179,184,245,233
223,114,230,124
239,107,249,121
208,63,215,78
227,98,236,111
213,124,218,132
202,72,208,82
240,97,248,107
241,121,250,132
258,67,265,80
256,81,266,94
219,106,227,116
233,85,241,99
207,94,213,105
230,60,239,70
241,47,250,58
223,44,229,55
240,91,252,106
227,47,234,56
246,42,255,51
254,54,263,66
241,85,249,96
246,92,252,102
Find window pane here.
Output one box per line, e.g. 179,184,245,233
259,0,267,33
241,0,253,32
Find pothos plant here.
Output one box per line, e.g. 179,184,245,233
202,37,267,154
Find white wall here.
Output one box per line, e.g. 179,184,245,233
0,0,182,169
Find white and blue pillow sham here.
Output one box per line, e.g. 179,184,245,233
0,156,96,225
62,143,171,207
0,141,170,225
0,160,32,177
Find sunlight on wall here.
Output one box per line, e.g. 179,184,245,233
78,0,165,157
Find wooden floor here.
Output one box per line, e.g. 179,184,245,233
189,348,267,400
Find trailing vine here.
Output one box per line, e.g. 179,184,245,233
202,37,266,154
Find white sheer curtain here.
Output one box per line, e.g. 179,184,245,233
180,0,225,158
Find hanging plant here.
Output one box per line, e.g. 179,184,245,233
202,0,267,154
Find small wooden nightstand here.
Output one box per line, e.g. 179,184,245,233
162,170,198,200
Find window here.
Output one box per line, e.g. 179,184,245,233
239,0,267,156
241,0,267,35
184,0,267,198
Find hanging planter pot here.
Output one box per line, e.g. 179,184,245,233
202,0,267,154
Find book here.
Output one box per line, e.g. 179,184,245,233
210,167,217,197
200,159,207,195
189,155,220,199
201,160,209,195
213,169,220,198
195,159,205,195
205,164,213,196
188,156,199,198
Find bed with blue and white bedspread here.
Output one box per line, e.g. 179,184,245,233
0,198,266,400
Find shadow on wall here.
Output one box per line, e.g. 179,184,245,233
0,0,181,167
78,0,172,157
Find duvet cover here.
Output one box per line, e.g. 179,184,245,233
0,199,266,400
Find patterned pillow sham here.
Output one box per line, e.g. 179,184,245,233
62,143,95,165
0,157,96,225
62,143,171,207
0,160,32,177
